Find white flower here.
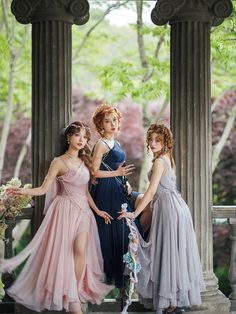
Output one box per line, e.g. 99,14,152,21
7,177,21,188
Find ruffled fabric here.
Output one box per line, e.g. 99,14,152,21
0,164,113,312
135,157,205,311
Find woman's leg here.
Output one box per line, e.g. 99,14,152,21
135,194,152,233
71,231,88,314
73,231,88,282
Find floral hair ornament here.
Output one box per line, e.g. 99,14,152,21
121,203,141,314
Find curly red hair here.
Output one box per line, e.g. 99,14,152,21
92,104,121,135
146,123,175,168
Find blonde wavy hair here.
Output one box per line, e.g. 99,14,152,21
146,123,175,168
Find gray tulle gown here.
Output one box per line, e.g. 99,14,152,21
136,156,205,313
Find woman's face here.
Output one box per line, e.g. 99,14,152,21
148,132,163,153
68,128,88,150
102,112,119,134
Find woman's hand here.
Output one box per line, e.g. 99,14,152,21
6,188,28,196
117,211,135,220
97,210,113,224
116,163,135,177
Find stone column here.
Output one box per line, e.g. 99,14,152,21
229,218,236,313
11,0,90,233
151,1,232,313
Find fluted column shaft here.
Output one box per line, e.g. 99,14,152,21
11,0,90,233
171,20,212,275
151,0,233,312
32,21,71,232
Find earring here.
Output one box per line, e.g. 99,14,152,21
67,140,70,144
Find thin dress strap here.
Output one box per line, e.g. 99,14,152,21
59,157,71,170
160,156,175,177
100,138,110,149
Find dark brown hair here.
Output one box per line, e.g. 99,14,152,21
64,121,92,171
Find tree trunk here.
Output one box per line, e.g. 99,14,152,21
0,56,15,183
212,104,236,173
14,128,31,177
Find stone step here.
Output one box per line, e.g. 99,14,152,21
0,299,232,314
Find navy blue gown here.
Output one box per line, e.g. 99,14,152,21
90,141,141,288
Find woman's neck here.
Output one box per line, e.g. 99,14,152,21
102,133,115,140
66,148,79,158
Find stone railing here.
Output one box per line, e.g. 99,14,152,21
212,205,236,313
0,206,33,311
1,205,236,313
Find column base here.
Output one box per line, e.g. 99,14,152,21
230,299,236,313
184,291,229,313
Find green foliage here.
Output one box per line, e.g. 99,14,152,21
211,3,236,96
214,266,231,297
0,34,9,72
72,5,170,105
71,2,236,108
0,4,31,120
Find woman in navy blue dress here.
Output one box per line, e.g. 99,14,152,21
90,104,145,292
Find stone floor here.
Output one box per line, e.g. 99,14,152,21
0,299,231,314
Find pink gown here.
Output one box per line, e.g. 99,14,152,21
0,162,113,312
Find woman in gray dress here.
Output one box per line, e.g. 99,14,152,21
118,124,205,314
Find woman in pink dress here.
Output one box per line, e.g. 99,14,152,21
0,121,113,314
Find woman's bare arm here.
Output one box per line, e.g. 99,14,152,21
118,158,165,219
8,158,62,196
92,141,134,178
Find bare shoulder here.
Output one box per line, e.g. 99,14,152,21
94,139,109,154
51,156,65,167
153,158,165,168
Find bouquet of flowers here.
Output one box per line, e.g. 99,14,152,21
0,177,32,239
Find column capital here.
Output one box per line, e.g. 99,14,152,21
11,0,90,25
151,0,233,26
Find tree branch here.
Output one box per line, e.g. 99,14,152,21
154,98,169,123
136,0,148,70
14,128,31,177
212,104,236,173
15,26,30,60
142,34,165,82
0,60,16,182
72,0,129,62
135,0,166,83
1,0,10,40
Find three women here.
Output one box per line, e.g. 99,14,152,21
1,108,205,314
